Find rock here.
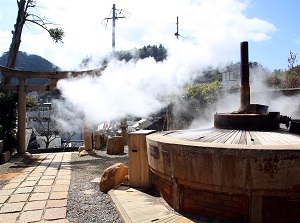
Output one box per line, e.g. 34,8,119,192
100,163,128,192
78,149,96,157
78,149,89,157
107,136,124,155
78,146,85,153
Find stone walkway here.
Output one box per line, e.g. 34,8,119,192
0,152,209,223
0,152,71,223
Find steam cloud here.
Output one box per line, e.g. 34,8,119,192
49,0,280,131
53,41,227,130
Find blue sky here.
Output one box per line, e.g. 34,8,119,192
246,0,300,71
0,0,299,71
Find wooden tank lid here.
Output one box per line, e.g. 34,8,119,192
165,128,300,146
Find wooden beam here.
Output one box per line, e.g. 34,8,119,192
0,65,105,79
2,85,60,92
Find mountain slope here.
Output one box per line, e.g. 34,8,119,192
0,51,60,85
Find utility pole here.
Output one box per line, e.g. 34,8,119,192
104,4,125,52
175,16,179,39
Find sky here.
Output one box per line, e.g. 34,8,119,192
0,0,299,71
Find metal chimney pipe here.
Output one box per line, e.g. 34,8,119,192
239,41,250,112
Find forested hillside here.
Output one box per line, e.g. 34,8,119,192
0,51,60,85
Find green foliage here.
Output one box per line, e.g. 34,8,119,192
26,96,38,109
184,81,223,109
93,44,168,67
267,51,300,89
266,71,284,88
138,44,167,62
48,27,64,43
0,92,17,153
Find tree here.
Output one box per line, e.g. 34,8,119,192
138,44,167,62
27,105,60,148
4,0,64,85
184,80,223,110
266,51,300,89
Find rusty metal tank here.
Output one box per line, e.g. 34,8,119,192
146,42,300,223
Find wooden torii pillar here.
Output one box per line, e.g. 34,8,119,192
0,65,104,154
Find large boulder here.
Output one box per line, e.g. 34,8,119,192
100,163,128,192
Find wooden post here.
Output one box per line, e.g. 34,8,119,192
94,130,101,150
83,126,93,151
18,77,26,154
128,130,156,188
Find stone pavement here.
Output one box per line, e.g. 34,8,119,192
0,152,71,223
0,151,209,223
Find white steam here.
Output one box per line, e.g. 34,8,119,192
54,41,225,129
49,0,279,131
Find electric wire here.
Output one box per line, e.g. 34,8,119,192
117,9,175,37
102,6,199,47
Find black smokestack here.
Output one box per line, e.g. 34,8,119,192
239,41,250,112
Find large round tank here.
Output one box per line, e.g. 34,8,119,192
146,42,300,223
147,128,300,223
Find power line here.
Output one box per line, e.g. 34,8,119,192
117,9,175,37
104,7,200,47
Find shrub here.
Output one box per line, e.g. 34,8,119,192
0,92,17,153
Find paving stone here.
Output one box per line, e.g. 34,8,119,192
32,168,46,173
49,192,68,200
16,174,28,179
56,175,71,180
21,167,34,173
0,202,25,213
19,180,37,187
34,185,52,193
14,187,33,194
44,207,66,220
18,209,43,223
46,199,67,208
43,171,58,176
26,176,40,181
9,177,25,183
0,213,19,223
38,180,54,186
51,185,69,192
2,182,20,190
29,192,49,201
0,196,9,204
0,189,15,196
54,180,70,185
7,193,30,203
23,200,47,211
40,175,55,180
28,172,43,177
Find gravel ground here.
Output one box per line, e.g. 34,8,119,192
67,147,129,223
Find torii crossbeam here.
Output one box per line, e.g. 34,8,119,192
0,65,104,154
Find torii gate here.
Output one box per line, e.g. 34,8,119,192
0,65,104,154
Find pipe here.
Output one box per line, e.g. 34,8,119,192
239,41,250,112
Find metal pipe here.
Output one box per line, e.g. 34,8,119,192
239,41,250,112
